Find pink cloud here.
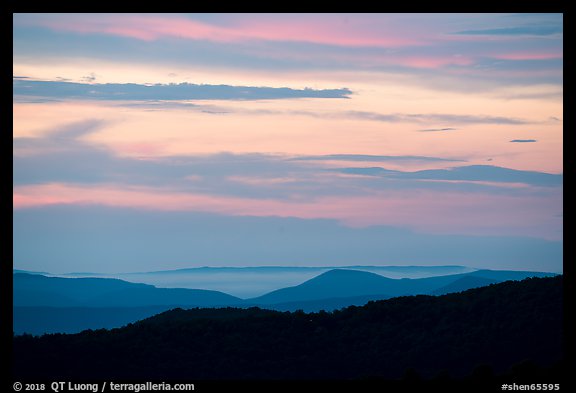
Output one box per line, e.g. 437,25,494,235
24,14,420,48
28,14,224,42
232,16,420,47
13,183,561,240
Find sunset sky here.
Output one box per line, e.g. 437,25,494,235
13,13,563,274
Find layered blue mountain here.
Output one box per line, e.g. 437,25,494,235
14,273,241,335
249,268,554,310
13,268,556,334
14,273,242,307
42,265,476,298
250,269,395,304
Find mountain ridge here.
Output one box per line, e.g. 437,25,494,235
13,268,558,334
248,268,556,307
13,272,242,308
13,265,480,298
251,269,394,304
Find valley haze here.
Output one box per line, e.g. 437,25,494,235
18,264,478,297
14,266,558,335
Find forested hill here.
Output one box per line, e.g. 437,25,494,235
13,276,563,380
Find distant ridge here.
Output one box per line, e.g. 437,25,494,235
249,268,556,309
251,269,394,304
13,268,558,334
14,265,473,275
13,265,479,299
139,264,473,274
13,273,242,308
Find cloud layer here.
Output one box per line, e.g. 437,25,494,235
14,13,563,88
13,79,352,101
13,13,563,274
13,119,563,243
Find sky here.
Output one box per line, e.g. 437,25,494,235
13,13,563,274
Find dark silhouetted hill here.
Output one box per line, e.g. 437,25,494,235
13,276,563,380
257,294,394,313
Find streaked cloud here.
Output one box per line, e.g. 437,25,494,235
13,123,563,243
13,13,422,47
344,111,529,125
13,84,536,130
417,127,458,132
12,180,562,242
453,26,563,36
492,52,562,61
13,79,352,101
335,165,562,187
291,154,465,163
13,14,562,89
13,119,560,200
510,139,537,143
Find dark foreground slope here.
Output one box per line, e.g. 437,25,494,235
13,276,563,380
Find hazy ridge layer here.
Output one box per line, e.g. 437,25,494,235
15,265,477,298
13,267,557,335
